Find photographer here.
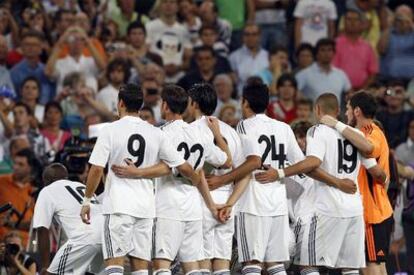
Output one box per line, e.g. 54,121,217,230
0,231,36,275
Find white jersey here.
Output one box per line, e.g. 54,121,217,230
156,120,226,221
306,124,376,217
33,180,103,244
89,116,185,218
236,114,305,216
284,174,316,219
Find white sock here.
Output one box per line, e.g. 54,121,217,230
267,264,287,275
185,270,202,275
105,265,124,275
300,267,320,275
200,269,211,275
342,270,359,275
154,269,172,275
131,270,149,275
242,265,262,275
213,269,230,275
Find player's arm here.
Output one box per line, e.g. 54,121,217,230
111,160,172,178
362,157,388,186
81,164,103,224
207,117,232,169
197,170,221,220
320,115,374,156
308,168,357,194
218,175,251,222
37,227,50,274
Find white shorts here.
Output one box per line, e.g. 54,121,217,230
295,214,366,269
236,212,290,263
48,241,103,274
153,218,204,263
102,214,153,261
202,206,234,260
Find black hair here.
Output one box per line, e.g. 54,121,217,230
118,83,144,113
296,43,314,58
44,101,63,115
242,83,269,114
345,8,364,20
127,21,146,36
315,38,336,55
297,98,313,109
161,84,189,115
195,45,216,58
269,45,288,56
188,83,217,116
106,57,131,83
42,163,68,185
21,76,41,97
246,76,264,86
276,73,297,90
349,91,377,119
55,9,74,22
199,25,217,35
140,106,155,116
21,30,45,41
13,102,32,116
291,120,313,138
15,148,42,183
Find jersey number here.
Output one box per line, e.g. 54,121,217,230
258,135,286,168
337,139,357,174
127,134,146,167
65,186,97,204
177,142,204,170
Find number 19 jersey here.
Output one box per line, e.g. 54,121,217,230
236,114,305,216
89,116,185,219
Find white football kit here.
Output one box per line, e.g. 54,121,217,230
192,116,244,261
154,119,227,263
298,124,377,268
235,114,305,263
33,180,103,274
88,115,185,260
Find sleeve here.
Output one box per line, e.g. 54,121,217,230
328,1,338,20
204,142,227,167
306,126,326,162
286,127,306,164
229,52,238,72
361,156,377,169
236,121,261,158
159,132,186,168
366,130,382,159
293,0,305,18
32,190,55,229
232,134,246,167
88,125,111,167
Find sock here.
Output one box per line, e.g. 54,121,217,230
267,264,287,275
342,270,359,275
105,265,124,275
131,270,149,275
185,270,202,275
154,269,172,275
242,265,262,275
200,269,211,275
300,267,320,275
213,269,230,275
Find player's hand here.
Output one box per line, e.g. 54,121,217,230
206,117,221,137
80,205,91,224
335,178,357,194
255,165,279,183
218,205,232,223
320,115,338,128
209,204,226,223
206,175,224,190
111,158,139,178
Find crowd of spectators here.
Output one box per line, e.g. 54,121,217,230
0,0,414,273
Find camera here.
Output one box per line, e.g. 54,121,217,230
5,244,19,256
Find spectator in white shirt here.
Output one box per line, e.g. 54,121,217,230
229,23,269,96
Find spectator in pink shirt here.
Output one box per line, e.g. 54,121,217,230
333,9,378,90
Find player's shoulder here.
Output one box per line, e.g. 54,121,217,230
306,123,331,138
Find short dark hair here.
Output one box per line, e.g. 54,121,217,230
15,148,39,171
161,84,189,115
315,38,336,55
316,93,339,115
55,9,74,22
199,25,217,35
269,45,288,56
13,102,32,116
140,106,155,116
276,73,297,90
127,21,146,36
21,76,41,94
106,58,131,83
246,76,264,86
297,98,313,109
42,163,68,185
242,83,269,114
188,83,217,116
21,30,45,41
118,83,144,113
291,120,313,138
44,101,63,115
195,45,216,58
349,91,377,119
296,43,314,58
345,9,364,21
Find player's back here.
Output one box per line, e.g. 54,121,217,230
286,174,316,220
306,124,363,218
34,180,102,244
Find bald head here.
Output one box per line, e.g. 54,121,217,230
316,93,339,116
42,163,68,186
395,5,413,21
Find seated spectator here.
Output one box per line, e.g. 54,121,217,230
45,26,106,94
296,38,351,105
146,0,192,83
294,0,337,48
294,43,314,74
178,0,202,45
139,106,157,125
295,98,314,122
194,24,229,57
378,5,414,82
97,58,130,115
40,101,71,153
109,0,149,37
212,74,240,118
218,104,238,128
178,46,221,91
230,23,269,96
0,136,30,175
267,74,298,124
257,46,290,97
0,231,37,275
18,77,45,124
10,31,54,104
377,80,414,148
334,9,378,90
0,35,14,95
199,1,232,47
0,149,40,246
